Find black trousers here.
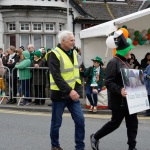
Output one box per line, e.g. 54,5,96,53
146,95,150,114
34,84,46,104
94,106,138,149
8,76,17,100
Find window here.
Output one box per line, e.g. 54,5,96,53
45,35,54,49
34,35,41,50
20,23,30,31
45,23,55,32
20,35,30,50
59,24,64,31
10,35,16,47
33,23,42,31
9,23,16,31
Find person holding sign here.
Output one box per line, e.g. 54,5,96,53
90,30,138,150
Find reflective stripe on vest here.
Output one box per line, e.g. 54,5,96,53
50,47,81,90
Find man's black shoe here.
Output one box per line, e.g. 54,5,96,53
6,99,13,104
90,134,99,150
51,146,63,150
10,98,17,104
128,148,137,150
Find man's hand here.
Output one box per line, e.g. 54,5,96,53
121,88,127,97
69,90,80,101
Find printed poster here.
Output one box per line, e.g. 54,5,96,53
121,68,150,114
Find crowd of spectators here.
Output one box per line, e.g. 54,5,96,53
0,45,49,106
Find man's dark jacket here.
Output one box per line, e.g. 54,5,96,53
48,45,82,101
105,54,130,110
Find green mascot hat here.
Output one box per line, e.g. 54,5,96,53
114,30,134,57
91,56,104,65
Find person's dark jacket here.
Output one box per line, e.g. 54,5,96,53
81,66,104,90
141,59,149,70
31,59,46,85
48,44,82,101
105,54,129,110
3,54,19,79
141,52,150,70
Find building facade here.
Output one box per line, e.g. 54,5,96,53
1,0,149,51
0,0,83,50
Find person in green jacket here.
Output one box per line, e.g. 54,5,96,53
15,50,31,106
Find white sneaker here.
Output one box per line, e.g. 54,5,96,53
93,107,97,112
89,106,93,112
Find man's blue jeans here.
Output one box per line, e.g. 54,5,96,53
50,99,85,150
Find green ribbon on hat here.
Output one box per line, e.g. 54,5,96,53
116,38,134,57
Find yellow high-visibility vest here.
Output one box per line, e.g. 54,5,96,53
45,51,51,61
50,47,81,90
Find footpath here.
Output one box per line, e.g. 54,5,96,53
0,98,146,116
0,98,112,115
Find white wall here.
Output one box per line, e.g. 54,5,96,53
82,37,110,68
120,15,150,31
69,5,82,48
82,37,150,68
0,13,4,49
75,24,82,48
0,0,66,8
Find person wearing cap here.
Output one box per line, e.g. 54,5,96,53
31,50,46,105
90,31,138,150
81,56,104,112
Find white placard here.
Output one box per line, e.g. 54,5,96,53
121,68,150,114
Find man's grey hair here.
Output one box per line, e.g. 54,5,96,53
58,30,73,44
28,44,34,49
9,45,16,51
